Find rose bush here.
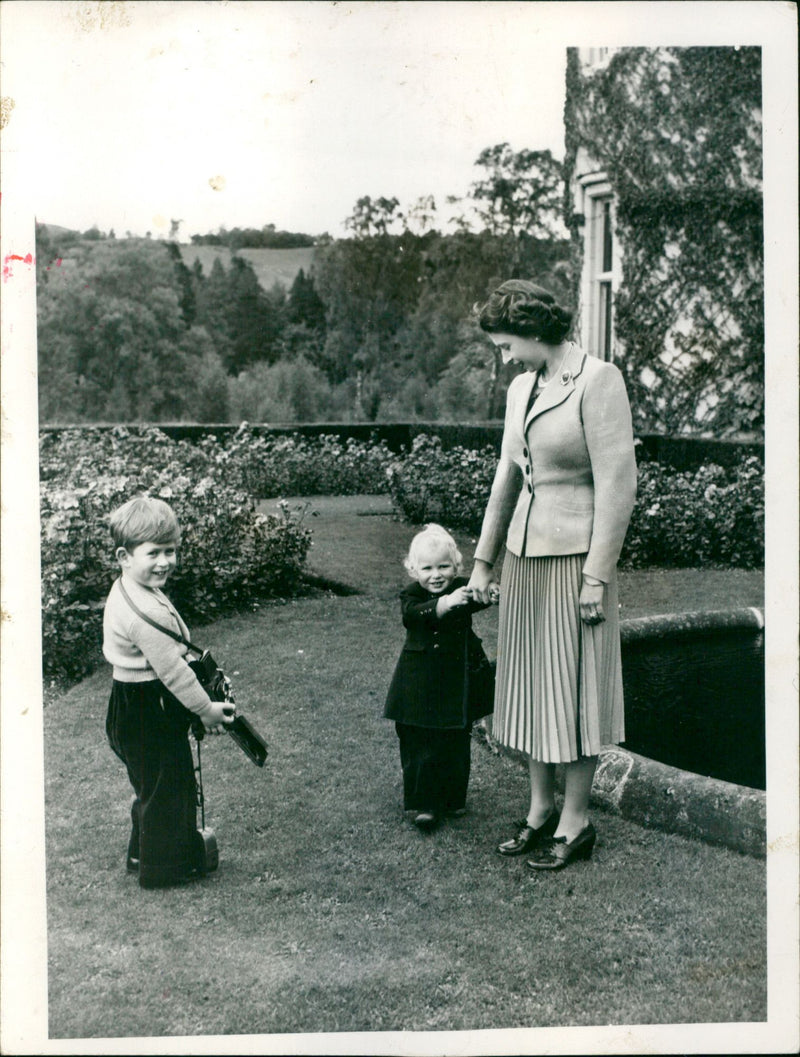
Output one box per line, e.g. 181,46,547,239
385,434,497,532
40,427,312,684
385,434,764,569
207,424,394,497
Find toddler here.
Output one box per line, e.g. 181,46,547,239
383,524,497,830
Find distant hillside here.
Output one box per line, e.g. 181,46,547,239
179,245,316,291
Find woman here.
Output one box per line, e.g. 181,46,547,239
467,279,637,871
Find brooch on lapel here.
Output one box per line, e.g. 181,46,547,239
560,370,572,385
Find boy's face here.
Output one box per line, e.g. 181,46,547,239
117,540,178,590
412,540,457,595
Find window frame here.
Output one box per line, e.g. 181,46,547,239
576,173,621,362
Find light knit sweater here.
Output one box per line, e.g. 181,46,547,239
102,575,214,721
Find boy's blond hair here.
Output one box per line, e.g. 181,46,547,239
110,496,181,552
403,523,463,577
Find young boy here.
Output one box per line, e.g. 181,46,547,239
103,496,232,889
383,524,497,830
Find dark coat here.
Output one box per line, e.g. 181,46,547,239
383,577,495,730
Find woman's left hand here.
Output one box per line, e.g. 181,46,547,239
579,580,606,625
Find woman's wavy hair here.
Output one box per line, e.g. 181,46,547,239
474,279,572,345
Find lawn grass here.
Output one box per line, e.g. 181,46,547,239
43,499,767,1038
262,495,765,620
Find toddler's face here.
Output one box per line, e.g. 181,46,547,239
412,540,457,595
117,539,178,590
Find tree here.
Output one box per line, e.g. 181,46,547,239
223,257,284,372
164,241,196,327
405,195,438,235
287,268,326,333
462,144,568,238
344,196,404,237
36,238,193,422
194,256,233,363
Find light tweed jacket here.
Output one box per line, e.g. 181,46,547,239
474,344,637,584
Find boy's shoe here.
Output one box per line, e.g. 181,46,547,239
126,855,140,874
443,807,467,817
414,811,439,831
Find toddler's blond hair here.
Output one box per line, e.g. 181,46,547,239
403,523,463,577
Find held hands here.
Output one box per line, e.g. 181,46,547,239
579,577,606,625
466,562,500,606
437,585,471,615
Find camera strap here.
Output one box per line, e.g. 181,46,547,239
117,578,205,657
193,734,207,831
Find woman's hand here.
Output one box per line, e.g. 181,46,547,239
467,560,498,606
579,579,606,625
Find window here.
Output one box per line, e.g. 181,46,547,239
577,47,617,72
576,173,619,361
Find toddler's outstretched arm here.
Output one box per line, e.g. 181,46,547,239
435,585,471,617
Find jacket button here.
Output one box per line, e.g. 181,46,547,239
433,644,440,650
527,483,533,493
523,447,528,457
524,464,530,474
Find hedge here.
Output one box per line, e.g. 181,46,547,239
40,422,764,469
40,427,313,684
40,425,764,684
385,435,764,569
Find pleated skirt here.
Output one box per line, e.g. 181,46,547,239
493,552,624,763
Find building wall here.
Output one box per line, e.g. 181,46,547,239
563,47,764,438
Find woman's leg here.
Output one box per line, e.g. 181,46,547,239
526,758,557,828
554,754,598,841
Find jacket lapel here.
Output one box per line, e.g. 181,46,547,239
524,344,587,430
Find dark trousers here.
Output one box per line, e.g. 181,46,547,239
395,722,472,814
106,680,202,887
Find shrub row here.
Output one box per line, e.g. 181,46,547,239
204,424,394,497
385,435,496,533
622,455,764,568
385,435,764,569
40,427,314,684
40,426,764,684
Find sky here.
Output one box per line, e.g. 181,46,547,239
4,1,791,243
2,0,575,240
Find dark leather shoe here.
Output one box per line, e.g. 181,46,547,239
496,811,558,856
526,823,597,871
126,856,139,874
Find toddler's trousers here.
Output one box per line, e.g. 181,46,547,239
395,722,472,814
106,679,202,887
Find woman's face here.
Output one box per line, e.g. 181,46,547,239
488,332,549,372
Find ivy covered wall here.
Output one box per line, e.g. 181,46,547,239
564,47,763,438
